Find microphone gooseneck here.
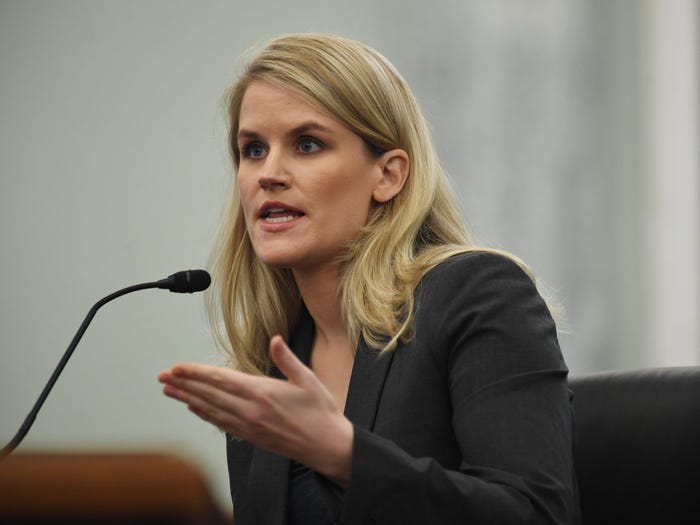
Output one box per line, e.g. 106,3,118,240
0,269,211,461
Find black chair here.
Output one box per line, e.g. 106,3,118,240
570,366,700,524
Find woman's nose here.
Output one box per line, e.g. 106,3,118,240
257,151,290,190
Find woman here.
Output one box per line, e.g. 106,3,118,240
159,34,580,524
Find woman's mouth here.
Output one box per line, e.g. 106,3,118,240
263,207,305,223
258,202,306,230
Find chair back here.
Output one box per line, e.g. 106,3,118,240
570,366,700,524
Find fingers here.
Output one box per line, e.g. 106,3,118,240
159,362,248,397
269,335,315,386
159,364,240,411
159,363,244,406
159,366,253,435
159,371,217,410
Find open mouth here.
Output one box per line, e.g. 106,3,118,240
262,207,305,223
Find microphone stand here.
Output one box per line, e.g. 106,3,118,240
0,280,160,461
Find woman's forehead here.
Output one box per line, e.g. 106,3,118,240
237,81,347,135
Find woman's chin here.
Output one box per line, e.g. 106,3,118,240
254,252,301,270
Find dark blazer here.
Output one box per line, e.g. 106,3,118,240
226,252,581,524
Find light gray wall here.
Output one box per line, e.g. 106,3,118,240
1,0,697,513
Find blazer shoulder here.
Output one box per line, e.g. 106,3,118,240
419,249,535,297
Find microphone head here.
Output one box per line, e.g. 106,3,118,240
159,269,211,293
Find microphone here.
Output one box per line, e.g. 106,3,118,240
157,269,211,293
0,269,211,461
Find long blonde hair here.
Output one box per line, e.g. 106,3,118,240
209,34,506,374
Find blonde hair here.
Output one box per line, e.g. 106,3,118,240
208,34,515,374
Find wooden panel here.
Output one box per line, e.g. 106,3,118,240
0,452,227,524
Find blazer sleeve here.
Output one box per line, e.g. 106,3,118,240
327,252,580,525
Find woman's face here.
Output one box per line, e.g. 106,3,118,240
236,81,383,275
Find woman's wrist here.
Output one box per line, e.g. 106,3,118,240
313,415,354,488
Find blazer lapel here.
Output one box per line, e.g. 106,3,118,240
344,338,395,430
247,448,290,524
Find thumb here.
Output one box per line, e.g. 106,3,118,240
269,335,314,386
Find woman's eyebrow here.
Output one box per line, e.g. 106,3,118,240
237,121,335,143
236,128,261,143
286,121,335,137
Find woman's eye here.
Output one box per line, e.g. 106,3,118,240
242,142,267,159
298,137,322,154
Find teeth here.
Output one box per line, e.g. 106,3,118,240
263,206,301,223
265,215,297,223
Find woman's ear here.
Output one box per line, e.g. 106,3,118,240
373,149,409,203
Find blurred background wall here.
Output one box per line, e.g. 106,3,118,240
1,0,697,513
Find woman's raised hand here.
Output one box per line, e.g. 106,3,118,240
158,335,354,486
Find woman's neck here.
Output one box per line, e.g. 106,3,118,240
293,264,355,412
293,264,349,349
